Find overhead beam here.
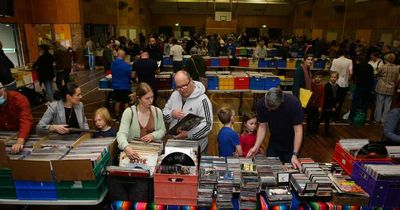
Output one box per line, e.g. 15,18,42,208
153,0,291,4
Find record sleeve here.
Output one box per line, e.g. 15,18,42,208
167,113,204,135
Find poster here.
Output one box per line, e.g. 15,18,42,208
129,29,136,40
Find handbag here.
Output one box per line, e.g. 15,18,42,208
191,57,208,90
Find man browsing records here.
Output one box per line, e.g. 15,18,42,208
163,70,213,154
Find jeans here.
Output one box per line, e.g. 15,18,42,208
349,87,372,121
374,93,392,123
43,80,54,101
88,54,96,70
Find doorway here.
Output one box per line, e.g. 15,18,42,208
0,23,23,66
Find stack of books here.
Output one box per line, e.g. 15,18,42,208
217,170,234,209
240,163,259,209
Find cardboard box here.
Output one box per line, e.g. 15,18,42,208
9,160,53,182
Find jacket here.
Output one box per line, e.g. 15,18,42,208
53,46,72,70
36,100,89,134
0,91,32,139
323,82,338,110
33,52,55,84
111,58,132,90
117,105,166,150
103,47,113,71
375,63,400,96
163,81,213,152
384,108,400,144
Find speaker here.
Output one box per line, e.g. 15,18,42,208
0,0,14,17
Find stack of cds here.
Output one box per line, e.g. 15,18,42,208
240,163,259,209
266,186,292,206
217,170,234,209
227,157,241,192
198,156,218,207
301,162,332,197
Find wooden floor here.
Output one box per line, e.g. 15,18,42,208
30,69,384,163
2,69,384,210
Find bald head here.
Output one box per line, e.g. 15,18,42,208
174,70,194,99
117,50,126,59
175,70,191,81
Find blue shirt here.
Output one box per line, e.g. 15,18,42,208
93,127,117,138
111,58,132,90
217,127,240,157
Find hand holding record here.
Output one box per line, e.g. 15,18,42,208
173,130,188,139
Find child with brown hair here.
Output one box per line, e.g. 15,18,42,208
217,107,243,157
240,112,261,157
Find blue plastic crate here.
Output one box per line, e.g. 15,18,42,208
265,77,281,89
258,59,267,68
210,58,220,67
171,79,176,89
207,85,219,90
266,60,275,68
14,180,56,189
16,188,58,200
163,57,173,66
276,59,287,68
250,77,266,90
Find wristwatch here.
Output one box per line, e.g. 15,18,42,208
292,151,300,157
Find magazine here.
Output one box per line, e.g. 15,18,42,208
167,113,204,135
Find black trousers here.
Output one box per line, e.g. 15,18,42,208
307,106,320,135
335,86,349,120
267,146,292,163
321,110,333,133
56,69,71,90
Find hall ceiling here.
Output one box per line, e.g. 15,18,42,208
148,0,311,16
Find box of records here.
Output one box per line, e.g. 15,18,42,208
333,140,391,175
154,145,198,206
351,161,400,207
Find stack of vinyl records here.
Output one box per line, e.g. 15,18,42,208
0,131,17,141
217,170,234,209
23,147,67,161
227,157,241,192
386,146,400,158
4,135,42,160
198,156,218,207
119,141,162,175
363,164,400,180
240,163,259,209
47,133,83,141
165,139,198,157
266,186,292,206
338,139,369,156
64,137,115,166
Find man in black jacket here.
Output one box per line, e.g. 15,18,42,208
0,41,16,90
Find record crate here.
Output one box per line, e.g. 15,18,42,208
232,72,249,90
276,59,287,68
162,56,173,66
206,74,219,90
249,73,267,90
249,59,259,69
264,75,281,90
333,143,392,175
0,168,16,199
210,57,220,67
99,78,112,89
313,59,325,69
154,170,198,206
220,57,229,67
238,57,249,67
14,180,58,200
218,75,234,90
57,178,107,200
351,161,400,207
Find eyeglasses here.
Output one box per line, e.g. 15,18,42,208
176,80,191,90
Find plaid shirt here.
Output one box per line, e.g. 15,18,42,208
376,63,400,95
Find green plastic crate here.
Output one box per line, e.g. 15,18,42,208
57,179,106,200
0,175,15,187
0,168,12,175
0,186,16,199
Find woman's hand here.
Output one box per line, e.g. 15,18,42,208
49,124,70,134
141,134,154,143
124,146,140,161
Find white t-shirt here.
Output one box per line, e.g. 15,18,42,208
330,56,353,88
170,44,184,61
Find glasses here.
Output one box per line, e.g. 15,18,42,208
176,80,191,90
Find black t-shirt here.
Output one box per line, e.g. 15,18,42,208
93,127,117,138
65,107,79,129
132,58,158,86
256,94,304,152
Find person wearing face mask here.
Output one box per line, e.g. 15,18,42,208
117,82,166,161
163,70,213,154
0,82,33,153
36,83,89,134
292,54,314,98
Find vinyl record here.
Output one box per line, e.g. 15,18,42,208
356,143,388,158
161,152,195,166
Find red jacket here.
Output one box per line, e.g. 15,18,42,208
0,90,32,139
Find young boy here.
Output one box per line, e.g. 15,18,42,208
306,71,325,136
217,107,243,157
322,71,339,136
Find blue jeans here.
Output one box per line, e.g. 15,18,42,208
374,93,392,123
44,80,54,101
88,55,96,70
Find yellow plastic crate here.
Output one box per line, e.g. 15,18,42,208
218,75,234,90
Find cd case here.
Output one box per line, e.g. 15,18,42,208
167,113,204,135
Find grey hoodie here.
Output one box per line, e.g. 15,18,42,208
163,81,213,152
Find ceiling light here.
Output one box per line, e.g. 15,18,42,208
262,25,267,28
175,23,180,26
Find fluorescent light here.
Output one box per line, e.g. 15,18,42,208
175,23,180,26
262,25,267,28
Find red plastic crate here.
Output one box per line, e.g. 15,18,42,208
234,77,249,89
333,143,391,175
239,58,249,67
154,172,198,206
220,58,229,67
205,59,211,67
31,70,39,82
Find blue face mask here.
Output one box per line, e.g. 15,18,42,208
0,95,6,105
